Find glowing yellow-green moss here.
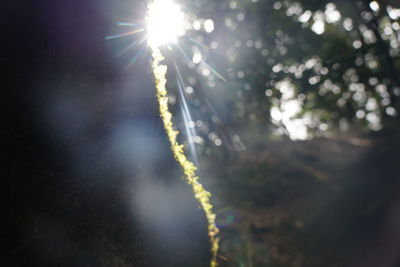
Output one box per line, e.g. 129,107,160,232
150,46,219,267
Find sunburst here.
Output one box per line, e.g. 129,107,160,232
107,1,220,266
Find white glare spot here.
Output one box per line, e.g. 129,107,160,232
185,86,194,94
312,20,325,35
193,20,201,30
270,107,282,121
237,12,245,21
356,109,366,119
366,112,381,131
204,19,215,33
146,0,185,47
386,107,397,116
201,68,211,76
353,40,362,49
273,2,282,10
343,18,353,31
387,7,400,20
325,4,341,24
369,1,380,12
192,52,202,64
271,80,309,140
193,136,204,144
210,41,218,49
237,71,245,78
214,139,222,146
299,10,312,23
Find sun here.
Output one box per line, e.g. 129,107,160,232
146,0,186,48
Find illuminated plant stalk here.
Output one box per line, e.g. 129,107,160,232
149,45,219,267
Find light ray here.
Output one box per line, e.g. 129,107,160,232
175,43,193,62
108,1,221,265
105,28,144,40
177,41,227,82
117,40,140,57
117,22,143,27
179,99,199,164
188,37,209,51
128,45,147,67
200,60,227,82
116,36,148,58
175,62,199,164
149,46,219,267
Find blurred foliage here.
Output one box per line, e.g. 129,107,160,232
175,0,400,145
174,0,400,266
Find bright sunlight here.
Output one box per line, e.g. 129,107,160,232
146,0,186,48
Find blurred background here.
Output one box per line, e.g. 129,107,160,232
3,0,400,266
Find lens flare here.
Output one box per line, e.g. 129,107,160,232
146,0,186,48
107,1,221,265
146,1,219,266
